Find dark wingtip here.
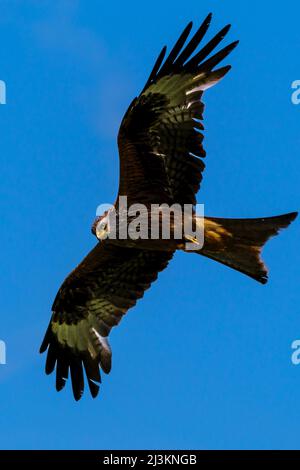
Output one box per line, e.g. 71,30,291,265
72,381,84,401
223,24,231,35
39,344,47,354
89,380,100,398
272,211,299,229
56,378,67,392
288,211,298,222
204,13,213,30
100,356,112,375
215,65,232,78
101,364,111,375
39,323,52,353
231,39,240,49
258,274,268,285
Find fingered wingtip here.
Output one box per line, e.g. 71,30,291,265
258,274,268,285
289,211,298,221
89,382,100,398
231,40,240,51
56,379,67,392
222,24,232,35
204,12,213,24
218,64,232,75
184,21,193,34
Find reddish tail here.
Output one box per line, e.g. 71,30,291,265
199,212,298,283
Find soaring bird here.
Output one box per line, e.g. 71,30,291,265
40,14,297,400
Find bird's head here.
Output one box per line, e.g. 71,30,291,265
91,211,110,241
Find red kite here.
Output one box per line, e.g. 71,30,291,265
40,14,297,400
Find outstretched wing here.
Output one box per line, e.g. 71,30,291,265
117,14,238,206
40,242,173,400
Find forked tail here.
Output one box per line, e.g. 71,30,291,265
198,212,298,283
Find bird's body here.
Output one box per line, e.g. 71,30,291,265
40,14,297,400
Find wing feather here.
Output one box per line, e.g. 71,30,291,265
156,21,193,77
40,242,173,400
174,13,212,67
117,16,238,206
184,24,231,70
142,46,167,91
41,15,239,401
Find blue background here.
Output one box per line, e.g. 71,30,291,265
0,0,299,450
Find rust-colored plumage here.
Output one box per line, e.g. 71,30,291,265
40,14,297,400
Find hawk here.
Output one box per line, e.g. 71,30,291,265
40,14,297,400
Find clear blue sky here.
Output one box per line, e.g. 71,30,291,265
0,0,299,450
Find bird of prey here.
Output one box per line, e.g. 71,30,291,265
40,14,297,400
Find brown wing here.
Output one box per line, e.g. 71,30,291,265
40,242,173,400
117,14,238,206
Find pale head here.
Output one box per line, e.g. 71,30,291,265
91,211,110,241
